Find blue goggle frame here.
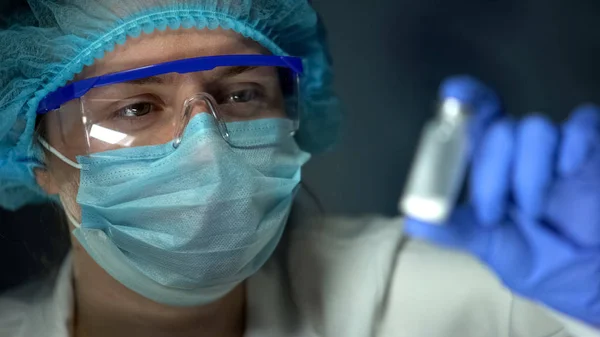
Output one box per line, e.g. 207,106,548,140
36,54,304,115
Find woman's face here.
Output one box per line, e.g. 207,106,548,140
35,28,276,221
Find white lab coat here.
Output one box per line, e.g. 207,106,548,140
0,216,598,337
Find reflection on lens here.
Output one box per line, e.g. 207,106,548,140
89,124,129,145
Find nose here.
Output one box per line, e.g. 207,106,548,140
181,92,223,123
172,93,229,148
184,96,213,119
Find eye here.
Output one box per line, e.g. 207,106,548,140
117,102,154,118
224,89,260,104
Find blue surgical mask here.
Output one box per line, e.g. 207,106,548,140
40,114,310,306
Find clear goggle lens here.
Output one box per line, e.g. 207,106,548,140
52,65,300,155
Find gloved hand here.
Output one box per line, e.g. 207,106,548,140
404,76,600,327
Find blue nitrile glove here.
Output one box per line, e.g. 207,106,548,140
404,75,600,327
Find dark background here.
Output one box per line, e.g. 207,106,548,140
306,0,600,216
2,0,600,290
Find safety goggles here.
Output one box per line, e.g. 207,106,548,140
37,54,303,154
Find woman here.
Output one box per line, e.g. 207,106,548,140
1,1,599,336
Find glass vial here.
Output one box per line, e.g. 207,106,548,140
399,98,471,224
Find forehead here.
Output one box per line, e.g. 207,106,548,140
79,28,271,80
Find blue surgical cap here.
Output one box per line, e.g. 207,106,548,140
0,0,341,210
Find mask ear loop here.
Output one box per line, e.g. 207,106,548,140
61,203,82,229
57,193,82,229
173,93,230,148
38,137,83,170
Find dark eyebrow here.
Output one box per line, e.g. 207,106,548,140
121,66,259,86
219,66,259,78
124,75,174,86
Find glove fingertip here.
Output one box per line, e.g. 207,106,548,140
471,119,515,226
558,104,600,176
514,115,559,217
569,103,600,125
558,129,589,176
439,75,501,109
